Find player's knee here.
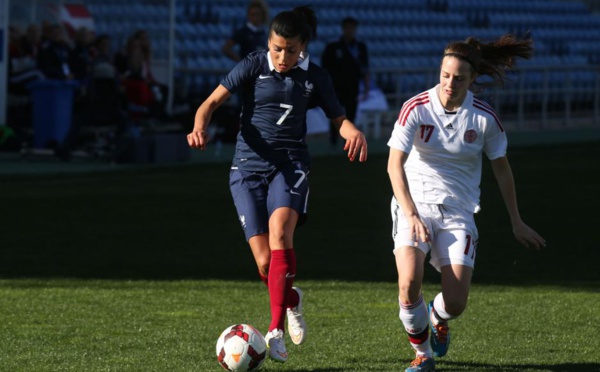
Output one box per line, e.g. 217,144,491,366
443,298,467,317
398,281,421,305
268,228,292,249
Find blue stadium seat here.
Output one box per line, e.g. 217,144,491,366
87,0,600,101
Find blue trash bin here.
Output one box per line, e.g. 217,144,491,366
29,80,79,148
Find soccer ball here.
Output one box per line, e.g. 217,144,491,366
216,324,267,371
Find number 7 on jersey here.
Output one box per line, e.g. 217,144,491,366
277,103,293,125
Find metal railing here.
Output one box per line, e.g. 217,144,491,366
371,64,600,131
175,63,600,132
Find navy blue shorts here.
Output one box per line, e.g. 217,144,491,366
229,162,310,241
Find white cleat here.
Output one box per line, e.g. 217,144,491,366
265,328,288,363
287,287,307,345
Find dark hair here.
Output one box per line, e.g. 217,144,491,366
443,34,533,88
269,5,317,44
341,16,358,27
247,0,269,24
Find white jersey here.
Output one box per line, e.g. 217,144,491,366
387,85,507,213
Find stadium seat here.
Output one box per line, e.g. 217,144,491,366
86,0,600,106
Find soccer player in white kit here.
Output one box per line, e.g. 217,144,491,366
387,34,546,372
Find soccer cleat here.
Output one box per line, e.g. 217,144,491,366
286,287,307,345
428,301,450,358
405,355,435,372
265,328,288,363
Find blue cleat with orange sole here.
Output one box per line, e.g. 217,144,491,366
405,355,435,372
428,301,450,358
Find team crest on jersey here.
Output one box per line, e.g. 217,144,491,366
464,129,478,143
303,81,313,97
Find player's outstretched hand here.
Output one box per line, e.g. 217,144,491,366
342,128,368,162
512,220,546,250
187,130,209,151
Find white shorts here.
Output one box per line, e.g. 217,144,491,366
391,197,479,272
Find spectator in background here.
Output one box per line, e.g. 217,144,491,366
133,29,153,73
37,24,73,80
219,1,270,143
115,30,157,84
115,30,167,122
7,24,45,94
58,33,126,161
90,34,117,80
115,34,153,122
131,29,168,118
21,23,42,61
221,0,269,62
86,34,127,141
39,20,53,44
88,34,123,103
115,33,146,79
8,25,23,60
69,26,95,85
321,16,370,150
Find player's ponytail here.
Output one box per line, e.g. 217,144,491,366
444,34,533,89
269,5,317,44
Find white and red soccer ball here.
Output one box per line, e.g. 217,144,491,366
216,324,267,371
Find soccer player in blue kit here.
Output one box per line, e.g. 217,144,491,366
187,5,368,363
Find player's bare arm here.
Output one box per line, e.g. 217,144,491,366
332,116,368,162
387,148,429,244
490,156,546,250
188,85,232,150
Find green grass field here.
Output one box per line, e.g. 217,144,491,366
1,141,599,371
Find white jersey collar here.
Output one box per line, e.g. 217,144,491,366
431,84,473,115
267,51,310,72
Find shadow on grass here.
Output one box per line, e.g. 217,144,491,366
272,369,347,372
1,143,599,284
438,361,600,371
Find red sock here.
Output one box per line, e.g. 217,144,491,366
259,258,298,308
268,249,296,332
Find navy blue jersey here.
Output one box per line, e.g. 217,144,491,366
220,50,345,171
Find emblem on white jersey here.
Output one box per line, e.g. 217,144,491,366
464,129,478,143
239,215,246,228
303,81,313,96
445,123,455,130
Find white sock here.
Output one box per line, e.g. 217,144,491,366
400,294,433,357
431,292,456,325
